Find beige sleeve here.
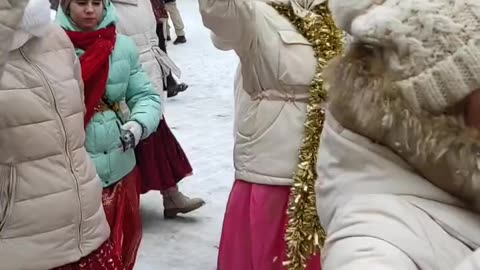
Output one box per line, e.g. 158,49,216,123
199,0,256,51
0,0,29,79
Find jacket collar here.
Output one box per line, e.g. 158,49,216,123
9,30,33,52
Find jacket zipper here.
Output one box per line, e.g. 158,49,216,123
19,49,84,254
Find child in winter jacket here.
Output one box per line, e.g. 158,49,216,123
56,0,162,269
112,0,204,219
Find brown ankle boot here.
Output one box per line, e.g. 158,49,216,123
162,186,205,219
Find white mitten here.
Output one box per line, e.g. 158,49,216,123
121,121,143,148
21,0,52,37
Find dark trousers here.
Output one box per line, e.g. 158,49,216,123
156,22,177,88
156,22,168,53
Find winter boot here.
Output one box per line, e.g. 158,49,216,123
173,35,186,45
162,186,205,219
166,74,189,98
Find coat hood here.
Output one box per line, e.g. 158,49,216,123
56,0,118,31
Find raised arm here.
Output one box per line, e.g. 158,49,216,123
0,0,29,79
199,0,256,51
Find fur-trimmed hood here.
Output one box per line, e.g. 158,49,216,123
325,41,480,211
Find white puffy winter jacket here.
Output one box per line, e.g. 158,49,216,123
200,0,317,186
316,113,480,270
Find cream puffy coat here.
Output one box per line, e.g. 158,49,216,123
456,250,480,270
200,0,316,186
316,113,480,270
112,0,166,102
0,0,28,78
0,20,109,270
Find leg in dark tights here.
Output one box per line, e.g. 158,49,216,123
156,22,167,53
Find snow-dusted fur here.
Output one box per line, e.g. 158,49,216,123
325,42,480,211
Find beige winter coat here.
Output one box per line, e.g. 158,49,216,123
0,0,28,78
0,23,110,270
316,113,480,270
200,0,316,186
113,0,166,101
456,249,480,270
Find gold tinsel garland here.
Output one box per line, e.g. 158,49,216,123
270,3,343,270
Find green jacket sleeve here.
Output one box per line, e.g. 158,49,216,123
124,37,162,139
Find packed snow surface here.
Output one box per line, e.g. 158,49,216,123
136,0,238,269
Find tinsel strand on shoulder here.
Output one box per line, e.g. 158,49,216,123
270,3,343,270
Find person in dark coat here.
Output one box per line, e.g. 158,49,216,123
151,0,188,98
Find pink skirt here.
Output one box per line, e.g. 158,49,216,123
217,180,321,270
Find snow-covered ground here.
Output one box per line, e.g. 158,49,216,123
136,1,238,269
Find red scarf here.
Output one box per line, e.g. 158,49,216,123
65,25,116,127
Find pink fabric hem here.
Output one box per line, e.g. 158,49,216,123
217,180,321,270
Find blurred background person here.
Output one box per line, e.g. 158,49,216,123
164,0,186,44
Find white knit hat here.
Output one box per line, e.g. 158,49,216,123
329,0,480,114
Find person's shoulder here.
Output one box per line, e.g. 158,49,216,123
40,24,75,51
115,34,138,52
114,34,140,62
45,24,69,40
21,24,77,65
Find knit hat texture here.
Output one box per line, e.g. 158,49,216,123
329,0,480,114
60,0,108,13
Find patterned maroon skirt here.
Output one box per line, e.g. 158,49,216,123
135,117,193,193
51,241,125,270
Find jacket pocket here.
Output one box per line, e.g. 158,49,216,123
277,30,316,86
0,165,16,236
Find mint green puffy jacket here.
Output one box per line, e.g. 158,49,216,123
56,2,162,187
